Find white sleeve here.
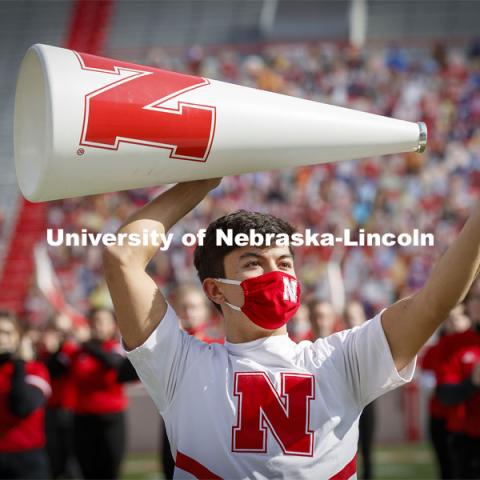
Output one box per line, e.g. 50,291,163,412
317,310,416,408
122,302,206,414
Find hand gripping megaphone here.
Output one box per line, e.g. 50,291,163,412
14,44,427,202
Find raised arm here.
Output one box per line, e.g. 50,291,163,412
382,200,480,371
103,178,221,350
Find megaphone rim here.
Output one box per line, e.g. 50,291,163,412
14,43,53,201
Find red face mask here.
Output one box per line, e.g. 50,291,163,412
215,271,301,330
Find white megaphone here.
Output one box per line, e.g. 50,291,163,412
14,44,427,202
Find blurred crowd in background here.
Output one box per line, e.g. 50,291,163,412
1,39,480,479
19,39,480,326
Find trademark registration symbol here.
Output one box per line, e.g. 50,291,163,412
77,148,85,156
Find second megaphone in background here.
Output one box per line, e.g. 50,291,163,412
14,44,427,202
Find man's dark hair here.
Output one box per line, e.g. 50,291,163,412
193,210,296,313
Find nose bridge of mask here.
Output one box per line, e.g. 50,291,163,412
215,278,242,311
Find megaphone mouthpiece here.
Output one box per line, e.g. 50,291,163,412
416,122,427,153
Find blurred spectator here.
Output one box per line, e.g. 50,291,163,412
38,313,79,479
0,310,51,479
287,303,311,342
437,283,480,478
344,300,367,328
71,308,136,480
170,283,223,341
307,299,339,339
420,304,471,480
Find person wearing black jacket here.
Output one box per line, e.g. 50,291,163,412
0,310,51,479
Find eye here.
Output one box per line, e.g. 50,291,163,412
244,261,260,268
280,261,293,269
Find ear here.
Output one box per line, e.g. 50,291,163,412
202,278,225,307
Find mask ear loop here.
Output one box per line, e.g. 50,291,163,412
215,278,242,311
215,278,241,285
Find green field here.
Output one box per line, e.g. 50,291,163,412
372,444,436,479
122,443,437,479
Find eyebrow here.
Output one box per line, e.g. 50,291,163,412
238,252,294,261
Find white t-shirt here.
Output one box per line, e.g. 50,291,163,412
125,303,415,480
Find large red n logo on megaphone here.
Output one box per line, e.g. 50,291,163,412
76,52,216,162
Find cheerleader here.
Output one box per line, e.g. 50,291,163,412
0,310,51,479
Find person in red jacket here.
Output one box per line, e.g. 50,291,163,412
0,310,51,479
71,307,137,480
420,304,471,479
38,313,80,479
437,285,480,479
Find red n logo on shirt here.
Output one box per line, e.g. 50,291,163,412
75,52,216,162
232,372,315,456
